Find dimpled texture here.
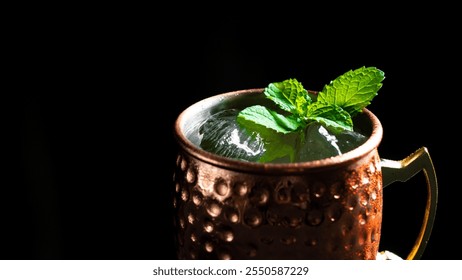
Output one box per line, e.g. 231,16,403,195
172,151,383,260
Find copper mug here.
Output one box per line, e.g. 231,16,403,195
172,88,438,260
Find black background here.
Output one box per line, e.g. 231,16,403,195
11,8,460,260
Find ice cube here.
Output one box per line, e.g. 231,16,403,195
297,123,342,162
198,109,265,162
188,109,368,163
336,128,367,154
296,123,367,162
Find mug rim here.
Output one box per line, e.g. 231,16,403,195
174,88,383,174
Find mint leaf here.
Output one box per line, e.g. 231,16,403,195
236,66,385,163
318,66,385,116
264,78,311,116
257,133,297,163
237,105,300,134
307,102,354,132
237,105,299,162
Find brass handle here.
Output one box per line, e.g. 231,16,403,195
380,147,438,260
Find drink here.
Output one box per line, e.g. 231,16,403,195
174,89,385,259
185,67,385,164
188,108,368,163
172,77,437,260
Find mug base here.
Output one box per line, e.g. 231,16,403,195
376,250,402,260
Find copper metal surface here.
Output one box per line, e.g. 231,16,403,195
171,88,429,260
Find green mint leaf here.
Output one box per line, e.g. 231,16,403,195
318,66,385,116
295,94,310,117
237,105,300,134
307,102,354,132
264,78,311,115
258,135,296,163
237,106,299,162
235,66,384,163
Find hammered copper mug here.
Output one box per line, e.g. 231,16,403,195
172,88,438,260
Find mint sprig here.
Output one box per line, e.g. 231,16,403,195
318,66,385,116
236,66,385,162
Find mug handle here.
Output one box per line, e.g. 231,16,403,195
380,147,438,260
